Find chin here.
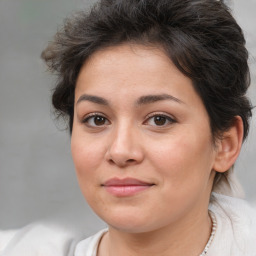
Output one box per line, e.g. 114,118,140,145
108,222,155,234
97,208,168,234
96,209,152,233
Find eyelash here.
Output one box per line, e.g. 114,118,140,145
82,113,110,127
82,112,176,128
144,112,176,127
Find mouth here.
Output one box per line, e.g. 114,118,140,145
102,177,155,197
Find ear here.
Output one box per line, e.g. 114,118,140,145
213,116,244,173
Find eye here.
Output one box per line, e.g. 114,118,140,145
145,114,176,127
83,114,110,127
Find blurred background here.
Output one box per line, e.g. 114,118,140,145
0,0,255,235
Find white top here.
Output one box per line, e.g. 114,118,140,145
0,223,75,256
207,193,256,255
1,193,256,256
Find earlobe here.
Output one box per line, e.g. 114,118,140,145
213,116,244,173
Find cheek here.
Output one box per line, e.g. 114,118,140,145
71,134,105,180
70,134,107,208
147,131,214,187
145,133,214,219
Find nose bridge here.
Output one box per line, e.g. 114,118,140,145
107,118,143,166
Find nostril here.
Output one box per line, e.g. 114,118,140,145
127,159,135,163
108,159,115,165
108,158,136,166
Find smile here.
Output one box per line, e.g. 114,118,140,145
102,177,155,197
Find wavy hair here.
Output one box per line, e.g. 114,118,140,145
41,0,252,196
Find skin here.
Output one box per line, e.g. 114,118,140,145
71,44,243,256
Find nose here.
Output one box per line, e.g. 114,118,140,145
105,123,144,167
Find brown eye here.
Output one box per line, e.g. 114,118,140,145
94,116,106,126
83,114,110,127
154,116,167,126
145,114,176,127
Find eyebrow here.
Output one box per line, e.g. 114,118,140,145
76,94,109,105
76,93,184,106
136,94,184,105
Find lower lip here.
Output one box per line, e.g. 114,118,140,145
104,185,152,197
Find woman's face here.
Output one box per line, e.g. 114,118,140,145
71,44,218,233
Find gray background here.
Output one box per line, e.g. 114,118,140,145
0,0,255,234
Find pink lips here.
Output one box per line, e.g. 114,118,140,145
102,178,154,197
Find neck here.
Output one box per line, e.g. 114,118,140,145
98,209,212,256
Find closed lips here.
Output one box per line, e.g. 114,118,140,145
102,178,155,197
102,178,155,187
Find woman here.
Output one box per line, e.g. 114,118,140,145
1,0,255,255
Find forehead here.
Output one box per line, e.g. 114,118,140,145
75,44,194,98
84,44,170,69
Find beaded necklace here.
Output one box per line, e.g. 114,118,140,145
199,211,217,256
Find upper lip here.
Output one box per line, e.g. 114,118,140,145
103,177,154,186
